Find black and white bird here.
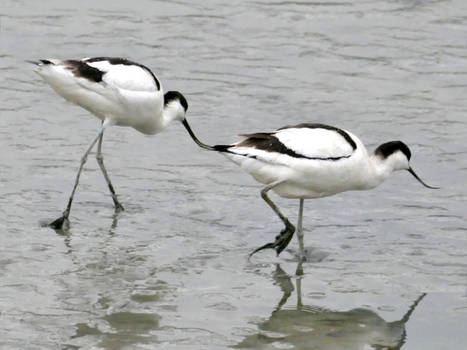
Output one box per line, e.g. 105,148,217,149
212,123,438,259
33,57,210,229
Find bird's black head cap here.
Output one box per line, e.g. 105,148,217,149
164,91,188,112
375,141,411,160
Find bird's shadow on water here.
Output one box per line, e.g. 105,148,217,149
234,263,426,350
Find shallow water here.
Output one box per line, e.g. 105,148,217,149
1,0,467,349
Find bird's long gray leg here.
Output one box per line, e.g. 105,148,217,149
250,181,296,257
296,273,303,310
96,130,124,211
49,126,105,230
296,199,305,262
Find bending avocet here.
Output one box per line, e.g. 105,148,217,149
33,57,210,229
212,123,438,259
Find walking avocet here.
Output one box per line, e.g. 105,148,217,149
33,57,210,229
212,123,438,259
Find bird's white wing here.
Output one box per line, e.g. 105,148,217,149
274,124,356,159
221,124,357,170
83,57,160,93
35,57,163,121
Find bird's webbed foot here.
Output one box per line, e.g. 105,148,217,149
49,215,69,230
250,222,296,257
113,200,124,213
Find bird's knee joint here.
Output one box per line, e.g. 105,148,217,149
286,221,295,232
96,153,103,162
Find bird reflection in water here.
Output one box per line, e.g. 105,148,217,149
235,264,426,350
51,209,120,254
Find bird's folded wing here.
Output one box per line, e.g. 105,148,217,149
274,126,356,160
84,58,160,93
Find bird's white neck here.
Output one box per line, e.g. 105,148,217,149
161,101,185,129
137,102,184,135
160,106,180,128
361,154,400,190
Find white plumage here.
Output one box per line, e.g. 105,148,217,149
34,57,210,229
213,123,438,259
274,127,354,159
220,125,366,198
85,59,158,92
35,57,165,134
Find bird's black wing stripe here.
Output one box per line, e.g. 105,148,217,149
215,133,351,161
238,132,272,140
85,57,161,90
214,145,350,162
237,134,310,159
278,123,357,151
65,60,104,83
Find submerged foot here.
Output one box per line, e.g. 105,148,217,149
114,201,124,212
250,223,296,257
49,215,69,230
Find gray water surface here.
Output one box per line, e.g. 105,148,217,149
1,0,467,349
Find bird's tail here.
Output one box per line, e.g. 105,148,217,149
28,59,65,80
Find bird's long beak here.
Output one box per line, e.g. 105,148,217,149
182,119,214,151
408,167,439,189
